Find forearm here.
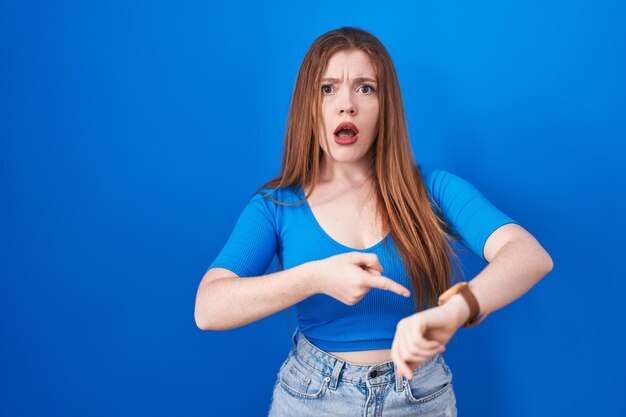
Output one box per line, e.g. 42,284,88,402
445,237,554,326
195,262,317,331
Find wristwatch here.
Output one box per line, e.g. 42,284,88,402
437,282,488,327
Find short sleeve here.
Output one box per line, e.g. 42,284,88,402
420,164,519,262
207,189,278,277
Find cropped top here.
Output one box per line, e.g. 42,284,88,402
207,163,519,351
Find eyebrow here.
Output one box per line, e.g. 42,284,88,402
321,77,377,84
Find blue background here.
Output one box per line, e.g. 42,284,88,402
2,1,624,416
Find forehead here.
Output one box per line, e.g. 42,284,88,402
323,50,376,80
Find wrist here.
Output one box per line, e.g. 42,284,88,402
299,261,321,296
444,293,471,327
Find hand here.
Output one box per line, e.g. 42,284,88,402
391,296,469,380
311,252,412,305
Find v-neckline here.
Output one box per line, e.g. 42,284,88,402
298,186,389,252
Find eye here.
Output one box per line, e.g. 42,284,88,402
359,84,376,94
321,84,333,94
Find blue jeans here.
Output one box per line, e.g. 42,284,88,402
268,327,457,416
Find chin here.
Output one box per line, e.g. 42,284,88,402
328,146,370,161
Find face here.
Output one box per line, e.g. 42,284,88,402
318,49,379,165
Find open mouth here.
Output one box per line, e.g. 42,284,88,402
335,128,357,138
334,122,359,138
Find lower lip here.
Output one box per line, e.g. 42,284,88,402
334,134,359,145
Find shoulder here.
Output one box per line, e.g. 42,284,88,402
242,184,302,222
417,162,488,216
249,185,301,206
417,162,456,189
418,162,479,194
416,162,457,203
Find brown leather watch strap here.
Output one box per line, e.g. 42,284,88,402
438,281,489,327
457,283,481,327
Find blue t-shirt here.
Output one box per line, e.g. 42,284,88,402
208,163,518,351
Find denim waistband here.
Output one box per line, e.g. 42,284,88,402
289,326,441,393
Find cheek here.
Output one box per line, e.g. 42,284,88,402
322,107,332,130
366,100,379,116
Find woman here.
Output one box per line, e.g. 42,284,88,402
194,26,553,416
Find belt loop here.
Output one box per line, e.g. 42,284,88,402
291,325,299,347
394,362,405,392
328,358,345,391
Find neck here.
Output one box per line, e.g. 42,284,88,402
319,153,374,186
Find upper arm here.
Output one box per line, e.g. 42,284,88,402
206,189,279,277
483,222,553,268
422,166,519,262
483,222,526,262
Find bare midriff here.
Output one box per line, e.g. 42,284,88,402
326,349,393,365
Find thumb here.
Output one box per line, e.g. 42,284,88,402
353,252,384,273
365,267,382,276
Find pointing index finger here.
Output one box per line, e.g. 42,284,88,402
367,275,411,297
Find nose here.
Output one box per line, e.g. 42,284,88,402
338,91,357,116
339,105,356,115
